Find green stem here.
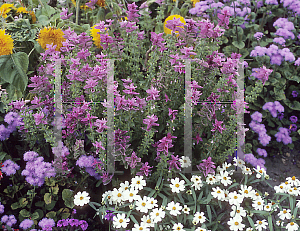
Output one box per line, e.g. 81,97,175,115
74,174,89,193
29,186,36,213
76,0,81,25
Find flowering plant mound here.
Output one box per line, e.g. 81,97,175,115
92,157,300,231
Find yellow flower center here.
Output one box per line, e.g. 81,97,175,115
235,222,239,225
290,222,294,225
257,202,261,205
117,193,122,197
137,181,140,184
237,210,240,213
172,206,176,210
217,190,221,194
175,183,180,187
244,190,248,194
142,202,146,206
259,221,262,225
119,219,123,223
292,176,296,181
156,213,159,216
147,219,151,223
234,196,238,199
283,210,287,214
129,193,133,196
223,177,227,180
80,196,84,200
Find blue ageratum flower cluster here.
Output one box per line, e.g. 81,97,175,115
21,151,56,187
275,127,293,145
0,112,23,141
249,111,271,146
1,159,20,176
76,155,101,180
57,218,88,230
1,214,17,227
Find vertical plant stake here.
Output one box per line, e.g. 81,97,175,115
183,58,247,173
53,58,118,176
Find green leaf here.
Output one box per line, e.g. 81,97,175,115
41,4,56,18
231,17,245,25
105,12,113,20
37,15,50,26
35,201,44,207
19,198,28,208
0,152,7,161
61,213,70,219
247,216,255,229
31,211,40,220
62,189,75,209
45,200,56,210
0,52,29,99
267,215,273,231
20,209,30,218
232,41,245,49
206,205,212,223
11,202,19,210
46,211,56,219
44,193,52,205
51,185,59,195
170,7,181,15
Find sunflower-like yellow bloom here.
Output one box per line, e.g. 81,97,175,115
190,0,200,7
0,29,14,56
37,27,66,51
0,3,15,18
164,14,186,36
96,0,106,7
16,7,28,14
29,11,36,23
90,25,105,48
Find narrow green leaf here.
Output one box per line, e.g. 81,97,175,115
268,215,273,231
206,205,212,223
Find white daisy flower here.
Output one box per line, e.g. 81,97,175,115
254,219,268,231
227,215,245,231
141,214,154,228
193,212,206,224
111,188,125,204
239,185,255,198
241,166,253,175
74,191,90,206
102,190,113,205
219,171,232,186
254,166,267,179
136,196,151,213
228,191,244,206
131,175,146,190
286,176,300,187
123,188,140,203
195,228,209,231
233,156,245,169
252,198,264,211
274,184,286,194
278,209,292,220
132,223,150,231
182,205,190,214
191,175,203,190
172,223,185,231
286,221,299,231
119,181,130,191
296,199,300,208
170,177,185,193
150,207,165,223
179,156,191,168
211,186,225,201
287,186,300,196
230,205,247,218
264,202,273,212
206,174,218,185
166,201,182,216
147,197,158,210
113,213,130,229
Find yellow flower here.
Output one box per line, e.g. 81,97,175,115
71,0,90,10
96,0,106,7
28,11,36,24
0,29,14,56
0,3,15,18
37,27,66,51
191,0,200,7
164,14,186,36
90,24,107,48
16,7,28,14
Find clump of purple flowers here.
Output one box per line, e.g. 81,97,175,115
0,202,4,214
38,218,55,231
249,111,271,147
76,155,102,180
19,219,34,230
197,156,216,177
274,127,293,145
262,101,284,118
245,153,266,170
251,66,273,85
1,214,17,227
257,148,268,157
292,91,298,97
0,112,24,141
290,115,298,123
1,159,20,176
21,151,56,187
57,218,88,230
